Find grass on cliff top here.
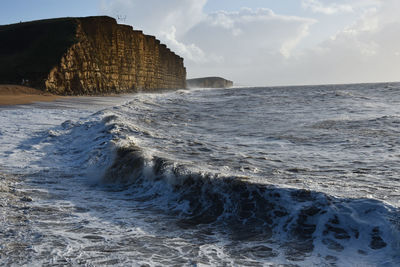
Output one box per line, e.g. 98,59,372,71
0,18,78,89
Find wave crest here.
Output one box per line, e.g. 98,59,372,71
101,141,400,262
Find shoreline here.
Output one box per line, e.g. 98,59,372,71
0,85,63,106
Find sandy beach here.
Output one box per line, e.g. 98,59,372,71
0,85,62,105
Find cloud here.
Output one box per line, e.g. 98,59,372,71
280,20,313,58
159,26,212,63
183,8,315,66
302,0,354,14
281,0,400,85
301,0,381,15
100,0,206,36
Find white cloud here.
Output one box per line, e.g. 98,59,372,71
302,0,354,14
184,8,315,61
100,0,206,36
302,0,381,15
160,26,213,63
280,21,313,58
325,0,400,60
280,0,400,85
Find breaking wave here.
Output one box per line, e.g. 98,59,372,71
36,112,400,265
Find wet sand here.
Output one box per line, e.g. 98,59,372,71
0,85,62,105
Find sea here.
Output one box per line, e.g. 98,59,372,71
0,83,399,266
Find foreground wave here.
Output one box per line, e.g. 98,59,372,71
30,111,400,265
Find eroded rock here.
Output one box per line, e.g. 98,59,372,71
0,16,186,95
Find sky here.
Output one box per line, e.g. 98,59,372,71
1,0,400,86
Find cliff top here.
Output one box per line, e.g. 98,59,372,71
186,77,233,88
0,16,116,28
187,76,232,81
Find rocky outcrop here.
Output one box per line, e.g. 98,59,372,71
0,16,186,95
186,77,233,88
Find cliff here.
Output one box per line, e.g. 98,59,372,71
0,16,186,95
186,77,233,88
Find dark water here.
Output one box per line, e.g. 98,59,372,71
0,83,399,266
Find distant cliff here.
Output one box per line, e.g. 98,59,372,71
187,77,233,88
0,16,186,95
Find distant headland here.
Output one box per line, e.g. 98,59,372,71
0,16,186,95
187,77,233,88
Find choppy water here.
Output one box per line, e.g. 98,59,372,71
0,83,400,266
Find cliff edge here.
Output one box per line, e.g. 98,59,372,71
0,16,186,95
186,77,233,88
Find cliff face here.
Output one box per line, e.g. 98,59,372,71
0,16,186,95
187,77,233,89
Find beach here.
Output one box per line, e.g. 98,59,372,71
0,85,62,105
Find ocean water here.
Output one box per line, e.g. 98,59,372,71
0,83,399,266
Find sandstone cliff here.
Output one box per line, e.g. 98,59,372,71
0,16,186,95
187,77,233,88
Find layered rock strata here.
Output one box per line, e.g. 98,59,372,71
187,77,233,88
0,16,186,95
